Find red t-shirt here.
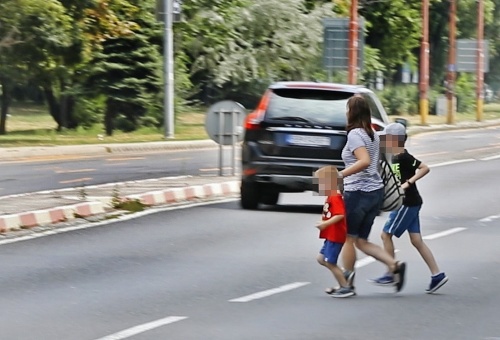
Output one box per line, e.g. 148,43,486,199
319,194,347,243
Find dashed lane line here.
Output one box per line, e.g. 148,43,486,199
354,227,466,269
428,159,475,168
229,282,310,302
465,145,500,153
415,151,448,158
0,175,191,200
230,249,407,303
480,154,500,161
106,157,145,162
93,316,188,340
422,227,466,240
59,177,93,184
55,169,96,174
479,214,500,223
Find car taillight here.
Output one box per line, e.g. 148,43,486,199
244,90,270,130
244,110,264,130
371,123,384,132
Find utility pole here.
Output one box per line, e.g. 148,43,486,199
163,0,175,138
476,0,484,122
419,0,430,125
446,0,457,125
347,0,358,85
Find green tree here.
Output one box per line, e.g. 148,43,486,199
359,0,422,75
0,0,72,134
84,1,162,135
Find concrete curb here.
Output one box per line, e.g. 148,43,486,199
0,181,240,233
407,119,500,135
0,140,218,161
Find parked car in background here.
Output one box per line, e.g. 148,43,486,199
240,81,391,210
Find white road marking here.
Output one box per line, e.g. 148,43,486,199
422,227,466,240
0,175,191,201
428,159,475,168
415,151,448,157
353,228,465,268
199,167,233,172
59,177,93,184
55,169,96,174
93,316,188,340
229,282,310,302
479,214,500,223
465,145,500,153
481,154,500,161
354,250,400,269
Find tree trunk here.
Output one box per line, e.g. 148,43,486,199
104,98,114,136
0,77,12,135
65,95,78,129
43,86,62,130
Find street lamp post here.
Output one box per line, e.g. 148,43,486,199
446,0,457,125
419,0,430,125
476,0,484,122
163,0,175,138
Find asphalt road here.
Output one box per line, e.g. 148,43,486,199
0,156,499,339
0,126,499,196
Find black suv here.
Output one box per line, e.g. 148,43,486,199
240,81,390,209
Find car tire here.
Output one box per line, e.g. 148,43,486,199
240,180,260,210
260,191,280,206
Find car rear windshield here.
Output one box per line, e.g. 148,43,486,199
266,88,353,126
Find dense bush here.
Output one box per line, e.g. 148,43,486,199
377,85,419,115
454,74,476,113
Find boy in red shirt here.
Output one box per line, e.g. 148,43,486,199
314,166,353,298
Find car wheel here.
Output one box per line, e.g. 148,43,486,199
240,180,260,210
260,191,280,206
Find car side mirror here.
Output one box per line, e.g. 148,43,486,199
394,118,408,128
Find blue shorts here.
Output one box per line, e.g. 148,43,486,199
343,188,384,240
383,205,421,238
320,240,343,265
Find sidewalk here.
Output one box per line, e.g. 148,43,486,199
1,118,499,236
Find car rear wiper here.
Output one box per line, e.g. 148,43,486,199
271,116,314,123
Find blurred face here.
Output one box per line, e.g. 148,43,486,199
314,168,338,196
381,134,405,153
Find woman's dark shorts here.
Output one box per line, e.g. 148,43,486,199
343,188,384,240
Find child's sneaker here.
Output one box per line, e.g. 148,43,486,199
368,274,395,286
426,273,448,294
331,287,355,298
393,261,407,292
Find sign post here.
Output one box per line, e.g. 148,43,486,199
205,101,246,177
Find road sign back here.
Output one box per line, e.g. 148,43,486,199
205,100,246,146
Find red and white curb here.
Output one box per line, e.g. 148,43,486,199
125,181,240,206
0,181,240,233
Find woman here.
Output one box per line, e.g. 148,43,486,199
337,95,406,294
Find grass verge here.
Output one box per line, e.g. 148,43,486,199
1,104,208,146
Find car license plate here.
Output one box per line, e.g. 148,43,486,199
286,134,330,147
